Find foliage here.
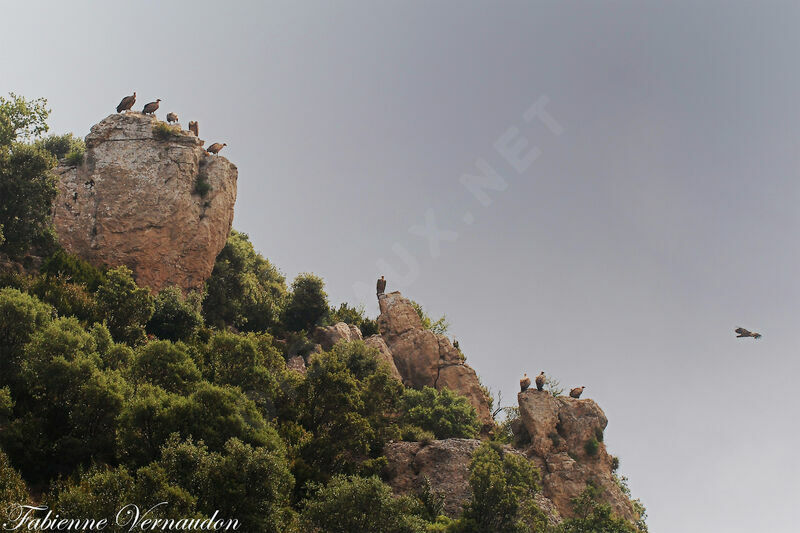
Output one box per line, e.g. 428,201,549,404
0,93,50,146
297,341,402,485
0,449,28,512
557,483,641,533
95,266,155,345
330,302,379,336
544,376,565,397
283,273,329,332
456,442,543,533
194,175,212,197
28,274,100,324
147,286,204,342
130,340,202,394
152,122,181,140
400,387,480,439
301,475,427,533
35,132,85,164
40,249,106,290
410,300,449,335
584,438,600,457
0,288,53,386
203,230,286,332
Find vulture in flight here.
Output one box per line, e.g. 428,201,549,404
535,371,546,391
520,373,531,392
735,327,762,339
116,92,136,113
166,112,178,124
142,99,161,115
377,275,386,295
569,386,585,399
207,143,227,155
188,121,199,136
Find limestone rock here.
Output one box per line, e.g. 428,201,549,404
286,355,306,374
384,438,561,525
377,292,492,427
363,334,402,381
52,113,237,292
312,322,363,351
517,389,635,521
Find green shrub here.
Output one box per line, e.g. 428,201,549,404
584,438,600,457
65,149,83,166
35,132,84,160
95,266,154,345
283,273,329,332
410,300,449,335
194,175,212,197
611,456,620,472
146,286,204,342
202,230,287,332
301,475,427,533
400,387,480,440
400,425,436,444
40,249,106,290
0,449,28,511
152,122,181,140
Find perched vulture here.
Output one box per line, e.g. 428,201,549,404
520,373,531,392
535,371,546,392
116,92,136,113
569,386,585,399
188,121,199,136
207,142,227,155
142,99,161,115
166,112,178,124
376,275,386,294
735,327,762,339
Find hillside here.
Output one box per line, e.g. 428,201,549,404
0,97,646,532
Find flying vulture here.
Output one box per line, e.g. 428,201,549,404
735,327,762,339
142,99,161,115
116,92,136,113
535,371,546,392
520,373,531,392
166,112,178,124
207,143,227,155
569,386,585,399
377,275,386,295
188,121,199,136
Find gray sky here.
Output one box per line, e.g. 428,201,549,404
4,1,800,530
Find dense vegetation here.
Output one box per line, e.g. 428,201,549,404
0,94,645,532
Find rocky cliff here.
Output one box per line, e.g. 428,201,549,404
52,113,237,292
517,389,635,520
377,291,493,428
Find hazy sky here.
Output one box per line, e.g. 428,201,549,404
4,2,800,531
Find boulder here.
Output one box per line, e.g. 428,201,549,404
517,389,635,521
363,334,402,381
377,292,492,427
52,113,237,292
312,322,363,350
286,355,306,374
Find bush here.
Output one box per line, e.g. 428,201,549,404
400,425,436,444
202,230,287,332
152,122,181,140
458,442,543,533
65,149,84,166
329,302,378,336
400,387,480,440
40,249,106,290
131,340,202,394
557,483,641,533
0,449,27,510
95,266,154,345
410,300,449,335
301,475,427,533
28,274,99,324
146,286,204,342
584,438,600,457
35,132,84,160
283,273,329,332
194,175,212,197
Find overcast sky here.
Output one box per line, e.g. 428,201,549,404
4,1,800,531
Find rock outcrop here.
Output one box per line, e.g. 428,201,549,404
52,113,237,292
517,390,635,521
312,322,402,380
384,438,561,525
377,292,492,427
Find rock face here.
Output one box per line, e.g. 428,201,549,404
377,292,492,428
517,390,635,521
384,439,561,525
52,113,237,292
